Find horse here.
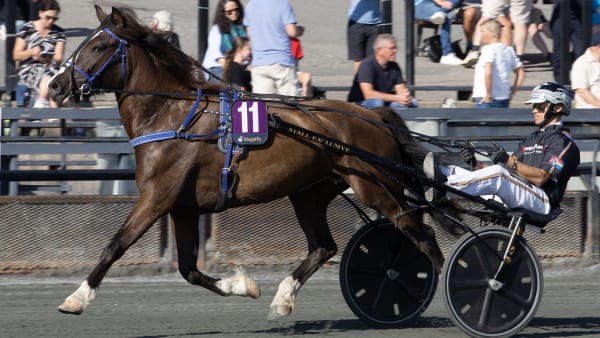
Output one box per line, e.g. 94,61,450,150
48,5,452,318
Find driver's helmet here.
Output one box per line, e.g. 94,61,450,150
525,82,572,115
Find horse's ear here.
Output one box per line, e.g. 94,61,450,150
109,7,127,28
94,5,107,23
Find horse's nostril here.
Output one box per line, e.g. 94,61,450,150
50,82,59,89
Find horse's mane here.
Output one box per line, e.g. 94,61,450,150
102,7,222,93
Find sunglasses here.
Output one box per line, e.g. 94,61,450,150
42,15,59,21
532,102,547,111
224,8,240,15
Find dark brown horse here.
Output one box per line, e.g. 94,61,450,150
49,6,449,318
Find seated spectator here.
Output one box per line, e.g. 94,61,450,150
149,10,180,49
471,19,524,108
12,0,65,108
414,0,465,65
223,36,252,91
348,33,418,111
202,0,247,81
570,32,600,108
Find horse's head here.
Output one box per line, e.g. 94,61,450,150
49,6,136,103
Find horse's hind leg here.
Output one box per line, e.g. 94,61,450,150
349,177,445,273
58,195,167,315
171,208,260,299
268,181,341,320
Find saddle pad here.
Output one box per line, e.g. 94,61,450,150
231,99,269,145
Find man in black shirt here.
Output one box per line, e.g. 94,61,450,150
348,33,417,110
425,82,580,214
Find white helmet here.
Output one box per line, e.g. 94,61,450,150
525,82,572,115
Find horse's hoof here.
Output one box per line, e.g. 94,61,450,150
267,305,292,320
244,277,261,299
57,300,83,315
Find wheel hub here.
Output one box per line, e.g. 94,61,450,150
386,268,400,280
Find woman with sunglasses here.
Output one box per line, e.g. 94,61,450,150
201,0,246,82
12,0,65,108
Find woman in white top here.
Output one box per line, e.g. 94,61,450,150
472,19,524,108
201,0,247,82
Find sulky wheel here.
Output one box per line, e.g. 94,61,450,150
442,226,543,338
339,219,438,326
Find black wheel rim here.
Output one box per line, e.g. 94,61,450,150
340,220,437,326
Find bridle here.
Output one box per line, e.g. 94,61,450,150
67,26,128,99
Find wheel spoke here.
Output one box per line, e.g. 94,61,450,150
449,278,489,291
348,265,387,278
477,287,495,327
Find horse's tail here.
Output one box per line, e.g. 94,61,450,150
377,107,465,236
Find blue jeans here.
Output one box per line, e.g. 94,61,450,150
474,97,510,108
414,0,461,56
359,98,419,111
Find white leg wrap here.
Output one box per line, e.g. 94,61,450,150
58,281,97,315
267,276,301,320
215,266,261,299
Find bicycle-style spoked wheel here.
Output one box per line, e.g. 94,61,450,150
340,219,438,326
442,226,543,338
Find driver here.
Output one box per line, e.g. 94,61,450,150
424,82,580,214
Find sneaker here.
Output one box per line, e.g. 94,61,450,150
423,152,447,202
33,99,50,108
440,53,465,65
462,50,480,68
429,12,446,25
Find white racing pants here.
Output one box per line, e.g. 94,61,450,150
444,165,551,214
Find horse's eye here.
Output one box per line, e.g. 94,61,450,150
93,46,105,52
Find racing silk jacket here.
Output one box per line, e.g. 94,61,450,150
512,124,580,209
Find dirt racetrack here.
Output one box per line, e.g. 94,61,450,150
1,264,599,338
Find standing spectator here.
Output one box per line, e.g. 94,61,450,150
243,0,300,96
12,0,65,108
223,36,252,91
570,32,600,108
463,0,532,67
347,0,382,74
528,6,552,62
550,0,584,84
347,34,417,111
472,19,524,108
460,0,482,54
414,0,465,65
202,0,246,81
149,10,180,49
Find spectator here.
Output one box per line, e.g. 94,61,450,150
425,82,580,215
549,0,584,84
463,0,532,67
527,6,552,63
149,10,180,49
570,32,600,108
290,26,313,97
223,36,252,91
460,0,482,54
471,19,524,108
414,0,465,65
347,0,382,74
347,33,418,111
593,0,600,34
12,0,65,108
243,0,300,96
202,0,246,81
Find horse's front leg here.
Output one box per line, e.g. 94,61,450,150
268,184,339,320
170,208,260,298
58,194,166,315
